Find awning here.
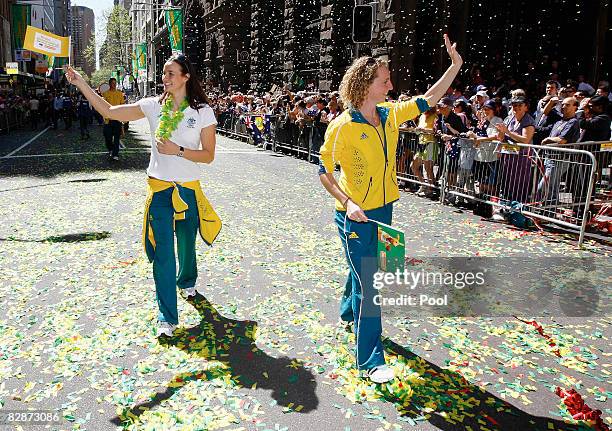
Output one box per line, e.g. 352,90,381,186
15,71,46,80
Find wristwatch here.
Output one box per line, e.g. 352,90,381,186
177,146,184,157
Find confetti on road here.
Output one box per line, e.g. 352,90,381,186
0,121,609,430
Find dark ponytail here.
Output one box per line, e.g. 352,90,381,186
159,54,210,110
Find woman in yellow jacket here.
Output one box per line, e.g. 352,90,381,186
65,55,219,338
319,34,462,383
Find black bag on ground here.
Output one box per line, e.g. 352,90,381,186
473,195,493,218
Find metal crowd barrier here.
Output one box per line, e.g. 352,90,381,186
216,110,609,246
556,141,612,194
441,142,597,245
216,110,326,162
396,127,443,193
0,108,26,134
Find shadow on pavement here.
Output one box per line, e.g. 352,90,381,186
110,295,319,427
0,128,151,179
0,178,108,193
0,150,151,179
382,339,586,431
0,231,111,243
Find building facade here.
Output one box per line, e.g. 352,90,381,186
131,0,610,95
200,0,250,91
71,6,94,76
205,0,612,94
0,0,13,67
118,0,132,12
53,0,70,37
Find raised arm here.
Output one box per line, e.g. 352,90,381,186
65,66,145,122
423,34,463,107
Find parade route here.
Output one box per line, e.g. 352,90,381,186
0,119,609,431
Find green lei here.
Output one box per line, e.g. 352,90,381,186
156,95,190,140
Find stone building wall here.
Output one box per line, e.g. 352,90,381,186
195,0,610,94
249,0,284,92
318,0,352,92
282,0,321,89
201,0,251,90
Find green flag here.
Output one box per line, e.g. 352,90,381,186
11,4,31,50
137,43,147,70
164,9,183,54
45,54,55,69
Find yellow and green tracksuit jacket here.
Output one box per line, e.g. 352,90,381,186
319,97,430,211
142,177,222,262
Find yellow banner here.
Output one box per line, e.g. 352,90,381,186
23,25,70,57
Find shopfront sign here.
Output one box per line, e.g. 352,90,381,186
6,62,18,74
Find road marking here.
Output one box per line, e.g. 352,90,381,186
217,149,266,154
1,148,268,159
0,126,51,159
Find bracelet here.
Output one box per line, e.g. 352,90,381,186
343,196,350,208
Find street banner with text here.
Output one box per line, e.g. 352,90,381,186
23,25,70,57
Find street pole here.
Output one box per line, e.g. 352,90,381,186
150,0,155,96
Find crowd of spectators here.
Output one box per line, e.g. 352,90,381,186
207,65,611,220
0,92,31,132
3,61,611,220
0,88,132,140
210,90,344,160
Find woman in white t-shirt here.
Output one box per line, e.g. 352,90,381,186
467,99,502,198
65,54,218,337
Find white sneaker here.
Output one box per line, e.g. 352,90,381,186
365,364,395,383
157,321,176,337
416,186,427,196
182,287,197,298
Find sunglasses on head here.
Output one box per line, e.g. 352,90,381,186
365,57,377,66
170,53,187,64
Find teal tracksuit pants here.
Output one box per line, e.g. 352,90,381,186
335,203,393,371
149,185,199,325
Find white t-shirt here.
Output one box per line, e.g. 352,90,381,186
137,97,217,182
474,116,502,162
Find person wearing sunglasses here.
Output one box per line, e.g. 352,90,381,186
318,34,462,384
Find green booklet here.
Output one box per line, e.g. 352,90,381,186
373,220,405,273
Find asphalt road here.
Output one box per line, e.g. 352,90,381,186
0,119,609,431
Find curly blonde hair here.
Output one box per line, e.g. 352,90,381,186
339,56,389,109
